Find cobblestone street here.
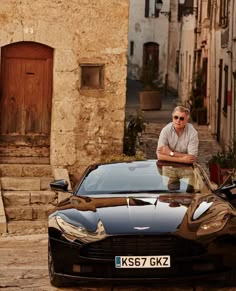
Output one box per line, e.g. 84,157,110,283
0,234,235,291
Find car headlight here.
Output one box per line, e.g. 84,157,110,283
197,213,230,236
55,215,106,242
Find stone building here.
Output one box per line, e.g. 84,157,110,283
0,0,129,179
178,0,236,152
127,0,179,92
0,0,129,234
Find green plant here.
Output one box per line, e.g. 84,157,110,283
123,111,146,156
208,147,236,168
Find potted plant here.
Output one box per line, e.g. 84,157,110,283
139,62,162,110
123,110,146,156
207,147,236,185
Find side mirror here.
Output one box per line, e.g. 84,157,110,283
216,179,236,201
50,179,69,192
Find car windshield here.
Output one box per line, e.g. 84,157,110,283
76,161,211,195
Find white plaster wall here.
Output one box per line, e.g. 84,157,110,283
128,0,170,84
178,14,196,104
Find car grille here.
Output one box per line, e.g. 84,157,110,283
80,235,205,259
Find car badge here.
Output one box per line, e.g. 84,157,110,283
134,226,150,230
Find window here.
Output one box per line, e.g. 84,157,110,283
175,50,180,73
219,0,228,27
80,64,104,89
223,65,228,113
145,0,159,18
207,0,212,19
178,0,194,20
130,41,134,56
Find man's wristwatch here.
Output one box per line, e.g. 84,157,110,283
170,151,175,157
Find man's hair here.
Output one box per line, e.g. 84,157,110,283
172,106,190,116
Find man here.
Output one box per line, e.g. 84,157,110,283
156,106,199,164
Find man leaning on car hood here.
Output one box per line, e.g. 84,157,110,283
156,106,199,164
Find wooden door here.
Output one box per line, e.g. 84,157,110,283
143,42,159,73
143,42,159,85
0,42,53,163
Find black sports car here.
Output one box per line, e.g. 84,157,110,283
48,160,236,287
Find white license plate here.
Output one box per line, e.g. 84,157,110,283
115,256,171,268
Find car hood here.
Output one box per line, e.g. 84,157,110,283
50,193,233,236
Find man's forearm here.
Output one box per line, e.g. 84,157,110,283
157,152,196,164
172,151,195,158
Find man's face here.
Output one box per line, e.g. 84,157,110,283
172,110,189,129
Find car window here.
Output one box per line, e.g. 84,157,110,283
77,161,211,195
80,162,163,193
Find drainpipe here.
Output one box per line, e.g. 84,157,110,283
177,4,184,103
212,0,218,137
232,0,236,152
233,70,236,151
227,0,234,148
192,0,198,101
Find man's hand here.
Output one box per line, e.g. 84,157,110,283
182,154,197,163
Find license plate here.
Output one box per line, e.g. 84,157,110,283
115,256,171,268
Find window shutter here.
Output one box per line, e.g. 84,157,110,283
145,0,149,17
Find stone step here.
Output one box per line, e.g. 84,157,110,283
3,190,57,207
0,177,53,191
0,164,53,177
6,220,48,235
5,205,53,221
0,165,71,235
3,190,58,222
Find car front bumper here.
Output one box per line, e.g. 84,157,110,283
48,234,236,285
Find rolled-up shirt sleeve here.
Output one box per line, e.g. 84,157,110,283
187,130,199,157
157,126,169,149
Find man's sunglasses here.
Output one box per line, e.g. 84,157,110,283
173,115,185,121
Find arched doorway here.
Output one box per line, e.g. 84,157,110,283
143,42,159,75
0,42,53,164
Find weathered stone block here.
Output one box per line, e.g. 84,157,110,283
0,164,23,177
50,133,77,166
1,177,41,191
32,206,51,220
5,207,33,221
3,191,30,206
30,191,57,205
40,177,54,190
22,165,53,177
7,220,48,235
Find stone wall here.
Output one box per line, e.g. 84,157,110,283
0,0,129,179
